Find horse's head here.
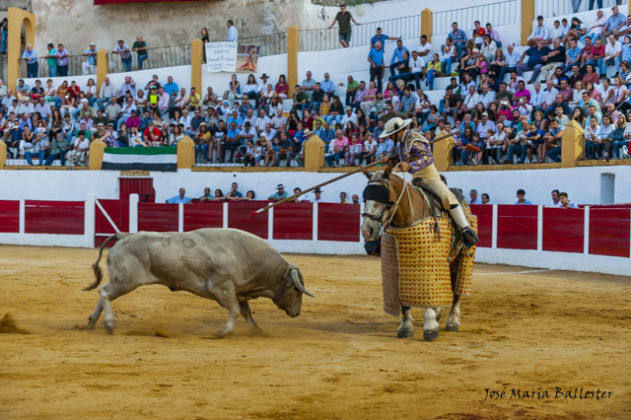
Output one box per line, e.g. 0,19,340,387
360,165,397,255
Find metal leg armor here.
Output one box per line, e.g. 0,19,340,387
448,204,479,249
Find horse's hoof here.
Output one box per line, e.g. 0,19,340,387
397,329,414,338
423,329,439,341
445,323,459,332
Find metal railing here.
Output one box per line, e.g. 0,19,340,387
107,43,191,73
20,54,94,78
239,33,287,56
300,14,421,52
536,0,628,18
433,0,520,35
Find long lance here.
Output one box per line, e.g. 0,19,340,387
248,129,460,217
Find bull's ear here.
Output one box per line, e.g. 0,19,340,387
361,165,373,180
384,161,393,178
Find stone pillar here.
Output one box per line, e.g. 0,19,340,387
0,139,7,168
421,9,433,43
287,25,299,98
304,135,325,171
191,39,204,93
96,49,109,95
521,0,535,47
7,8,36,91
561,120,584,168
433,132,455,172
88,138,106,170
177,136,195,169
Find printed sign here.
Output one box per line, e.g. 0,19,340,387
205,42,237,73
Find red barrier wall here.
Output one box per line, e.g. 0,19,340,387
138,203,178,232
273,202,313,240
0,200,20,233
184,203,223,231
542,208,584,253
589,208,631,257
318,203,360,242
25,200,84,235
497,205,537,250
227,201,268,239
95,199,130,246
469,204,493,248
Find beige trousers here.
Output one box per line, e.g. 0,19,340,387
413,165,459,209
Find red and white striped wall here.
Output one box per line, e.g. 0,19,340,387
0,195,629,276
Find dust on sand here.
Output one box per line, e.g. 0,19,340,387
0,245,630,419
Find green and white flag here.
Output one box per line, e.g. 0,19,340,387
102,147,177,171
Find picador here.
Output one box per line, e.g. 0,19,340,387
379,117,479,248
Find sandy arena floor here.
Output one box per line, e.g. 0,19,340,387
0,245,630,419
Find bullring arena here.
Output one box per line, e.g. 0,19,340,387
3,0,631,418
1,247,630,419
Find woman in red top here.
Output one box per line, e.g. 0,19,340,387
581,64,600,86
300,108,314,130
275,74,288,99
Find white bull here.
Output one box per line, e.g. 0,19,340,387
85,228,314,337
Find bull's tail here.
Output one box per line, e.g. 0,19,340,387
84,233,131,291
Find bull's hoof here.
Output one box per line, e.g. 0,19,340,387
249,326,268,337
423,328,439,341
397,329,414,338
445,323,460,332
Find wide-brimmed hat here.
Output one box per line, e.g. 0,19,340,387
314,188,322,193
379,117,412,139
260,73,270,79
303,129,313,136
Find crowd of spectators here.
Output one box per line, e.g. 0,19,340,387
465,188,579,208
165,183,361,205
4,5,631,167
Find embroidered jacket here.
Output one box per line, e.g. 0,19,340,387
391,130,434,173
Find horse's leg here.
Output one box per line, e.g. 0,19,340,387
397,305,414,338
434,306,442,322
446,294,461,332
423,307,440,341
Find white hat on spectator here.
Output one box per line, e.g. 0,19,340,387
472,48,479,53
379,117,412,139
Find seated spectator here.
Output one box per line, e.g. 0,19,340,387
558,192,578,208
528,15,551,47
166,188,192,204
268,184,289,200
514,189,533,205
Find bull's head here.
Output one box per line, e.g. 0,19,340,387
274,265,314,317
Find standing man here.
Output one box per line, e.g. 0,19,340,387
113,40,132,72
379,117,478,248
328,4,360,48
226,19,238,42
371,27,399,51
46,43,57,77
368,41,385,93
132,35,148,70
21,44,38,78
55,43,69,77
82,42,97,75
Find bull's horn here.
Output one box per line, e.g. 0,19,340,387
290,269,314,298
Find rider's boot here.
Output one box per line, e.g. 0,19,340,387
448,204,479,249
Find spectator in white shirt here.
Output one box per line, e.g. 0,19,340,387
499,44,520,83
541,79,559,109
415,34,433,58
440,38,457,74
583,10,607,42
226,19,238,42
97,77,116,111
255,108,270,133
479,84,495,107
528,15,551,46
341,106,357,126
601,34,622,76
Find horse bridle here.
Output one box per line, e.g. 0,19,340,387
361,181,393,223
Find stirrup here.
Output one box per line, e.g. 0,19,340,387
459,227,479,249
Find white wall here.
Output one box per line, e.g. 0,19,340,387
1,165,630,206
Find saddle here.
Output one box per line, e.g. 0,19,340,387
409,178,463,217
